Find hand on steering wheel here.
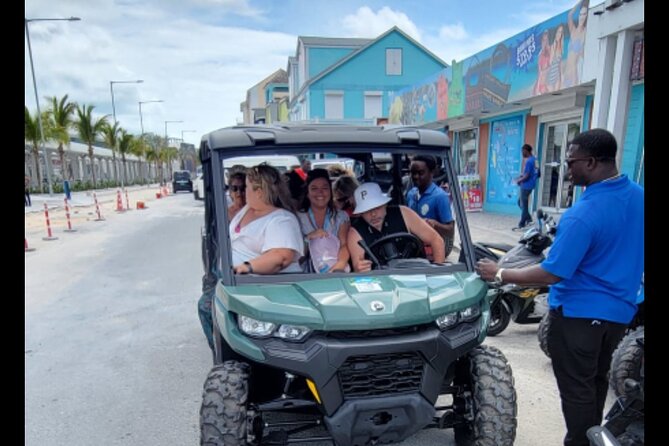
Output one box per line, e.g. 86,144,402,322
366,232,424,267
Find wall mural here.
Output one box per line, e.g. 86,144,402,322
388,0,589,124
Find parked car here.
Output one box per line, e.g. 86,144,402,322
197,124,517,446
172,170,193,193
193,173,204,200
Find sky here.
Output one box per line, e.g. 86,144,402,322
25,0,592,146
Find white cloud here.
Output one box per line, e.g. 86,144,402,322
25,1,293,144
427,26,535,64
342,6,422,41
438,23,468,41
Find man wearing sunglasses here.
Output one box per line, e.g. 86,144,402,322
477,128,644,446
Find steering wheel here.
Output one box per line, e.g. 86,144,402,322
366,232,425,266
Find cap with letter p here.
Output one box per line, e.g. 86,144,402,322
353,182,391,214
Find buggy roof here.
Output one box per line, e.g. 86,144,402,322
200,124,451,157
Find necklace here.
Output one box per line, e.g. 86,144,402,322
600,173,621,184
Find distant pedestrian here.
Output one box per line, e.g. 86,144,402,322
477,128,644,446
25,175,31,207
514,144,537,229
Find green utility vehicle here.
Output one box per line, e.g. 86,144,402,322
198,125,517,446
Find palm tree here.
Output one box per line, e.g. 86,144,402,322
25,106,44,192
73,104,108,188
44,95,76,181
144,147,159,183
117,130,134,185
101,120,121,186
129,135,148,184
164,146,180,180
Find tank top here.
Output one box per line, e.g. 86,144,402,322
351,206,425,260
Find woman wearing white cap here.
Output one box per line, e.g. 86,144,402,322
346,182,445,272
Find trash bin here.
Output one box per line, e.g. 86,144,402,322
63,180,72,200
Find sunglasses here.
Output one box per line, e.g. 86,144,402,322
563,156,613,168
230,185,246,192
336,196,350,204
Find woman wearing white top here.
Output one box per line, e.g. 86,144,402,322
231,164,303,274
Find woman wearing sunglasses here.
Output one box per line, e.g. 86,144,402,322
332,174,359,217
227,171,247,220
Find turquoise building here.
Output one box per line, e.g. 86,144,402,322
288,27,448,123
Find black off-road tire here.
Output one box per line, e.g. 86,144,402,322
537,312,551,358
486,300,511,337
200,360,250,446
609,327,644,397
453,345,517,446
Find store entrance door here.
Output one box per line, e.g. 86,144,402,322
538,121,580,212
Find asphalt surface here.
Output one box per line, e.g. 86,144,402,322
25,193,578,445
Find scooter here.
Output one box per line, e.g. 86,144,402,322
477,209,557,336
587,333,644,446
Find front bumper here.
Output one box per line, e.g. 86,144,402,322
215,300,484,417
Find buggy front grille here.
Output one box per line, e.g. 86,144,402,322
338,352,424,398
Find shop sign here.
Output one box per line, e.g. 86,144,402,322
458,174,483,212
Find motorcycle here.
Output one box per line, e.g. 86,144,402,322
587,330,644,446
476,209,557,336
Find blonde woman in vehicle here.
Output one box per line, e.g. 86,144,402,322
230,164,303,274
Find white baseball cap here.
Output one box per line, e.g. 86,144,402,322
353,182,391,214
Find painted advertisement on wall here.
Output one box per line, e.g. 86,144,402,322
486,116,523,206
388,0,589,124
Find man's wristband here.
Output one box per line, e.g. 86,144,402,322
243,261,254,274
494,268,505,286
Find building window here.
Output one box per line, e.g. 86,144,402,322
364,92,383,119
325,91,344,119
455,129,478,175
386,48,402,75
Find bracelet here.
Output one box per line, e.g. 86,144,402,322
243,261,254,274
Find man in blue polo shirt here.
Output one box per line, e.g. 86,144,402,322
476,128,643,446
514,143,538,230
407,155,455,257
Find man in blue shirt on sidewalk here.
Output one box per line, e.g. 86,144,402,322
514,144,538,229
476,128,644,446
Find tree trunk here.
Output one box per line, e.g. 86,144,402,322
122,154,128,186
32,147,43,193
112,152,119,186
89,146,97,188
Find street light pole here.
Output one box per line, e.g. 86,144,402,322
25,16,81,196
138,99,164,136
164,120,184,146
110,79,143,189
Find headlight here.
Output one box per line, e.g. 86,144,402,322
436,312,459,330
238,315,276,338
459,305,481,322
276,324,312,341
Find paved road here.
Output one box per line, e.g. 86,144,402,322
25,194,574,445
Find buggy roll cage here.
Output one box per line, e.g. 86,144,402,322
198,125,479,287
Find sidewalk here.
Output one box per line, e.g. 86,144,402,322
24,184,173,245
24,184,163,214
